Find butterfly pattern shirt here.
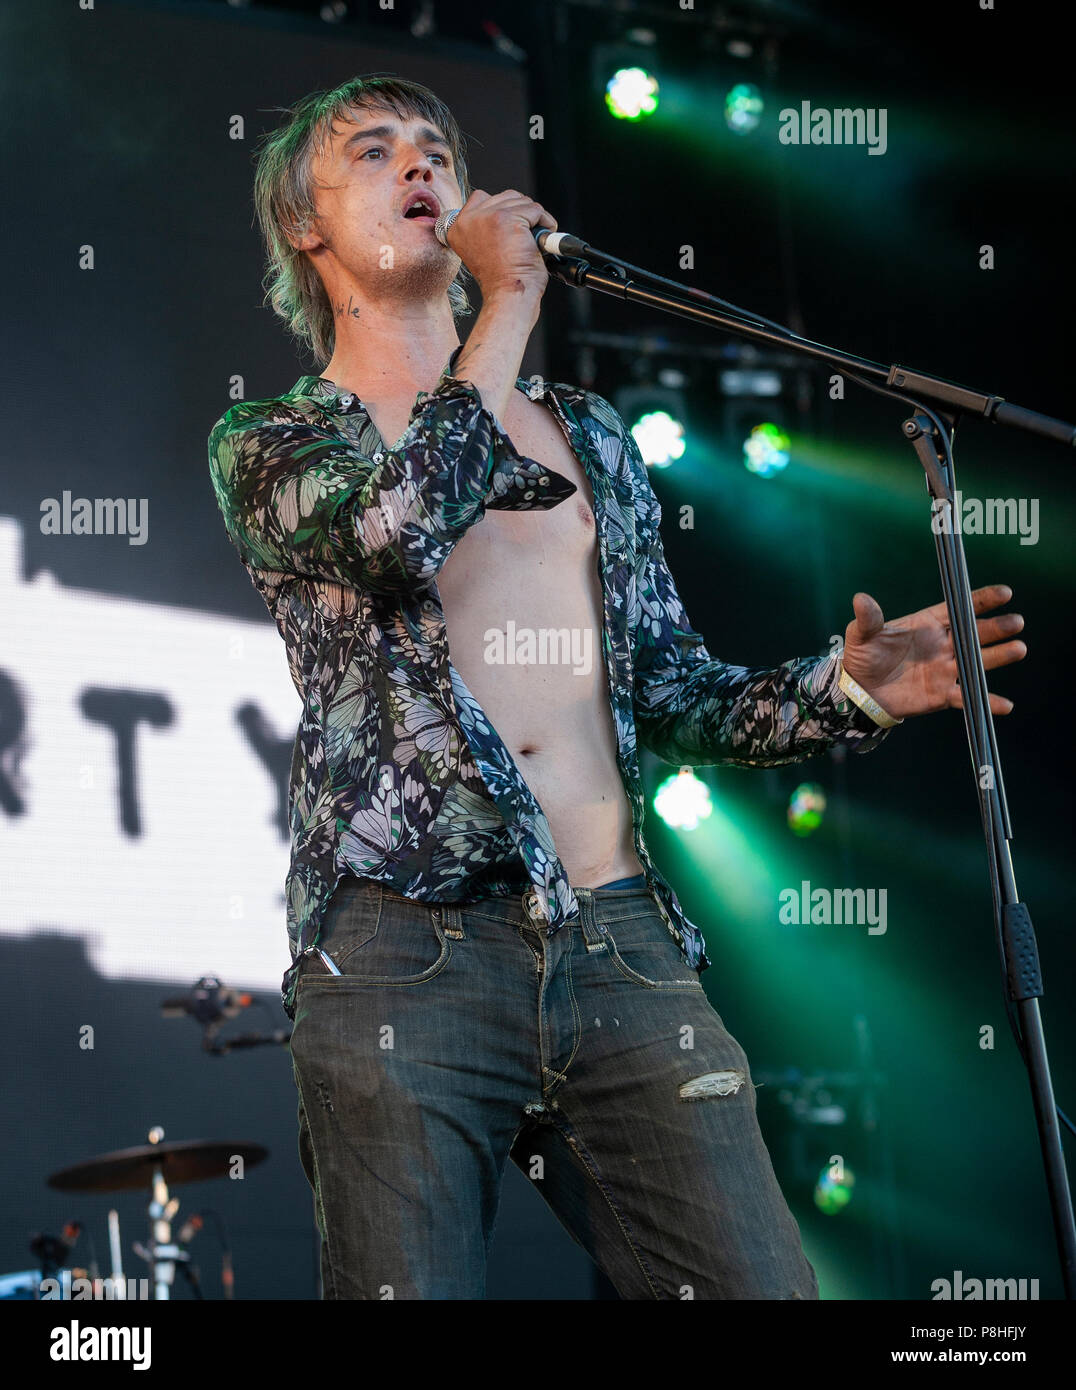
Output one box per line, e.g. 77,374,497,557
207,344,893,1019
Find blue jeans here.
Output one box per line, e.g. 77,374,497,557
289,875,818,1300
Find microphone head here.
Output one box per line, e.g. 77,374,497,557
434,207,460,248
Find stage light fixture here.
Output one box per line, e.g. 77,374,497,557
605,67,660,121
787,782,826,836
616,381,689,471
632,410,686,469
654,768,713,831
814,1163,856,1215
725,82,764,135
743,421,791,478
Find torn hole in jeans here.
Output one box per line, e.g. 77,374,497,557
678,1069,747,1101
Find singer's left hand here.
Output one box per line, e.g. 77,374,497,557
840,584,1026,719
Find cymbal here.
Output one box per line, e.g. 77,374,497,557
47,1141,269,1193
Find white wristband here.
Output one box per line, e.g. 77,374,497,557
837,661,903,728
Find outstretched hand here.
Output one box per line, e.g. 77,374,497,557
840,585,1026,721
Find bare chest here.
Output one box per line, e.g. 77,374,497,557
435,393,604,647
495,394,596,534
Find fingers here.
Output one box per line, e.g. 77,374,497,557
949,687,1015,716
974,611,1025,647
480,189,557,229
971,583,1013,613
979,638,1027,670
927,583,1013,622
945,634,1026,713
937,614,1026,662
937,638,1025,688
509,200,557,231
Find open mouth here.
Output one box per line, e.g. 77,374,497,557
402,196,439,223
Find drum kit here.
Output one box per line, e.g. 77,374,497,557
1,1128,269,1301
3,976,281,1301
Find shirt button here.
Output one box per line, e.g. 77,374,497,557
539,476,549,485
373,451,384,462
341,394,354,407
524,490,535,500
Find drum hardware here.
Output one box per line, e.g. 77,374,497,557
39,1127,267,1299
161,976,291,1055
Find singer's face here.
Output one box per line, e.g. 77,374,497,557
302,105,463,305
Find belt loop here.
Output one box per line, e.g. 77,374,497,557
574,888,607,952
440,903,465,940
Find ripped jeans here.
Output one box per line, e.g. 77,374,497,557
288,875,819,1300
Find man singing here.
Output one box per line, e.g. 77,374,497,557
207,76,1026,1299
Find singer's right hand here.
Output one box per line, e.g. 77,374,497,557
445,189,557,303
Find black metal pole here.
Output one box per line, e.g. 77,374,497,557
545,248,1076,1295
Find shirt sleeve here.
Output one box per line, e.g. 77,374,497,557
627,431,893,767
208,373,576,595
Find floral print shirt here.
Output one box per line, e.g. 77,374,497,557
207,344,892,1019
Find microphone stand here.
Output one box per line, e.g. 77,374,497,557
544,247,1076,1297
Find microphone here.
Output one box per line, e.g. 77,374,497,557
434,207,589,260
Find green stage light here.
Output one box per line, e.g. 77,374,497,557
725,82,764,135
743,422,790,477
631,409,686,469
814,1163,856,1215
653,767,712,831
605,67,660,121
788,782,827,836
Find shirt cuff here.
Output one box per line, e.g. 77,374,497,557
412,373,577,512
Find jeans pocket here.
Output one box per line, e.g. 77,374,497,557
301,878,451,989
603,913,705,991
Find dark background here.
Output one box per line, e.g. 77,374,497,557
0,0,1071,1300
